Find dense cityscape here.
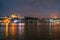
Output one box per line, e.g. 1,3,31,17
0,13,60,40
0,0,60,40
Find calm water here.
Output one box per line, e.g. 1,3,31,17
0,22,60,40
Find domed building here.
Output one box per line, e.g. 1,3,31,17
0,13,40,39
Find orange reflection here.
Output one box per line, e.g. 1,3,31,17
53,21,60,25
5,23,8,37
3,19,11,37
53,25,57,33
10,23,18,36
52,21,59,33
3,19,11,23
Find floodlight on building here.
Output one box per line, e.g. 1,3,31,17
18,23,25,25
13,20,19,23
49,19,53,23
11,14,17,18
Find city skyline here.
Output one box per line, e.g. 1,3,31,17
0,0,60,18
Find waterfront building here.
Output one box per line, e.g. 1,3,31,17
9,14,40,39
0,13,40,39
41,18,60,38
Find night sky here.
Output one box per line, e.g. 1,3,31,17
0,0,60,18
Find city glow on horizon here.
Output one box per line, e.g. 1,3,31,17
52,16,58,19
49,12,58,18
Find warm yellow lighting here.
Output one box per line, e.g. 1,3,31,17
5,23,8,37
56,22,60,24
3,19,11,23
50,13,58,18
11,15,17,18
3,19,11,38
10,23,18,36
11,13,17,18
53,16,57,19
53,20,60,25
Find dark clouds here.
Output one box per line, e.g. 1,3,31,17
0,0,60,18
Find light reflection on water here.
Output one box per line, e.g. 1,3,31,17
0,23,25,40
0,22,60,40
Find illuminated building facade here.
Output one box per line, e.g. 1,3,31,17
0,14,40,39
41,18,60,38
9,15,40,39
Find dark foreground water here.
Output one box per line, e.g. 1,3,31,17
0,22,60,40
